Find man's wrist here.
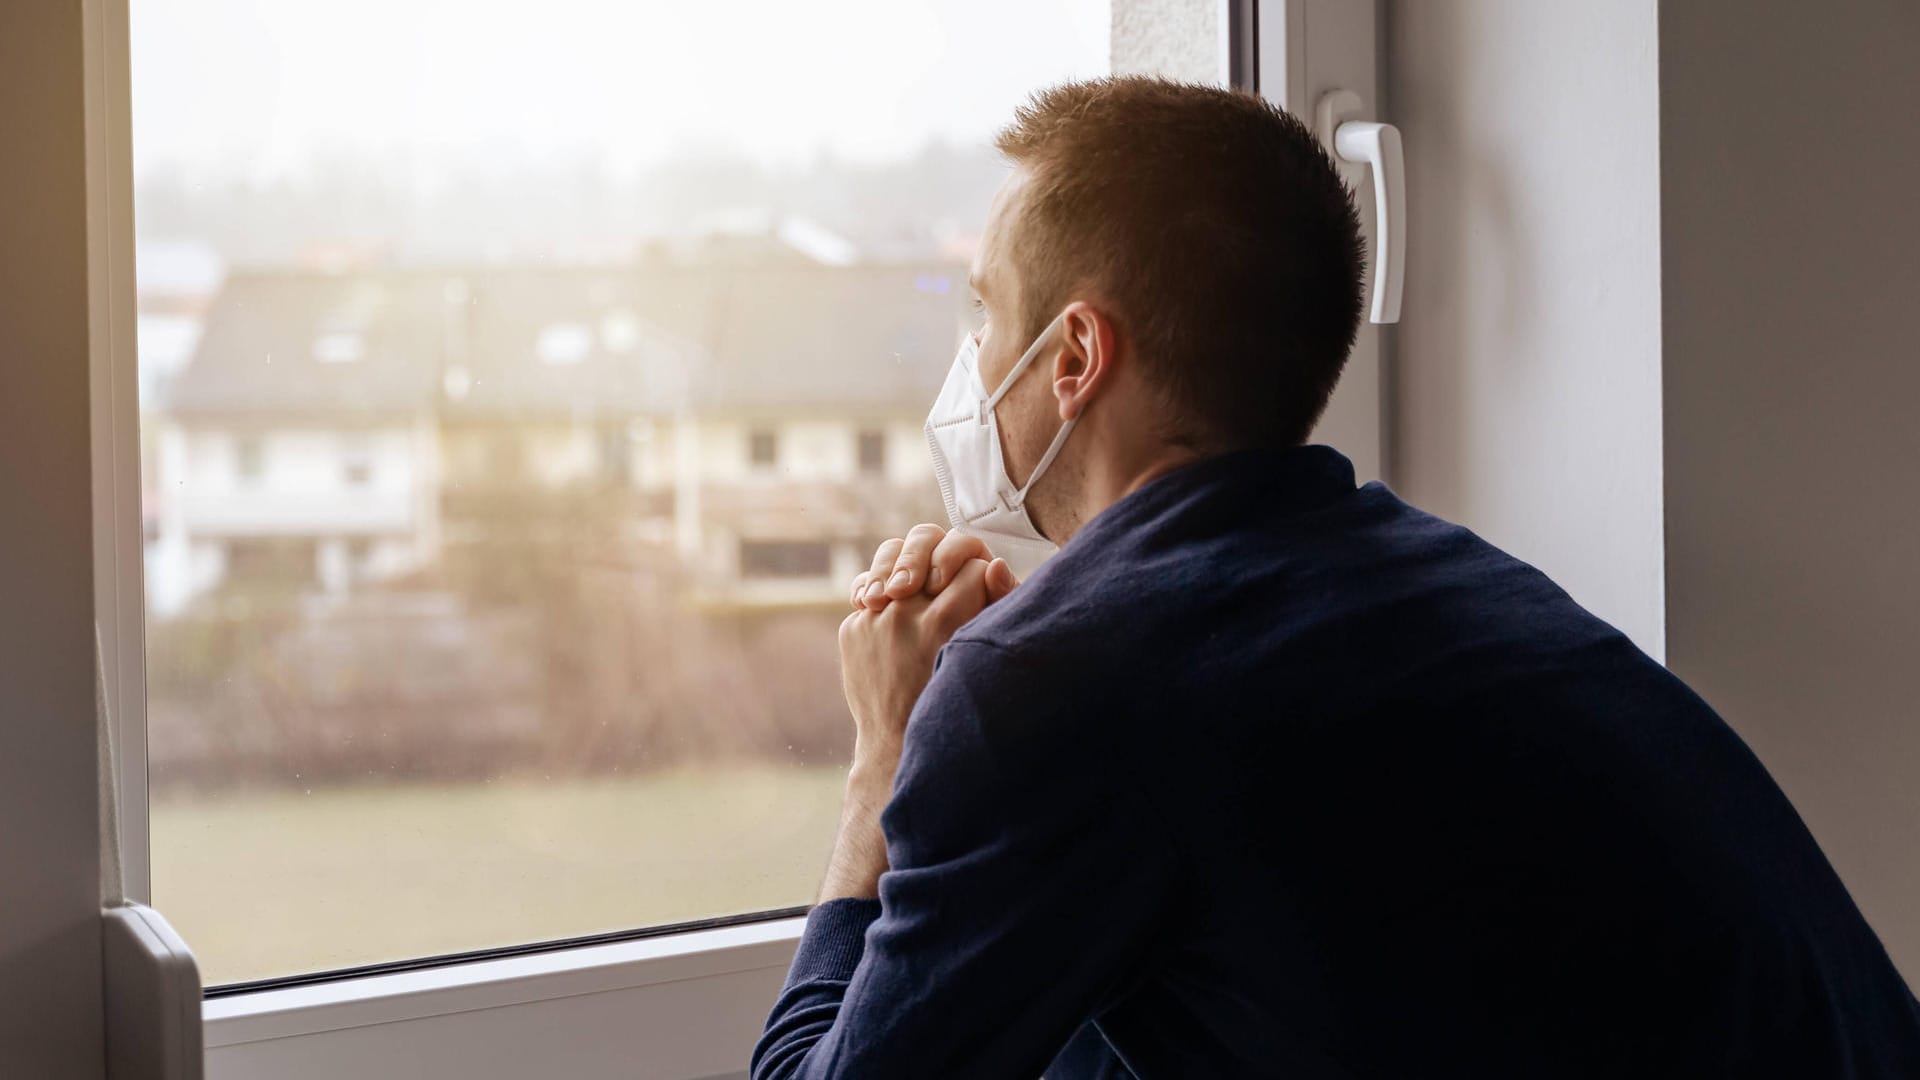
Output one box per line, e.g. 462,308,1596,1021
817,765,895,902
818,813,887,901
847,745,900,792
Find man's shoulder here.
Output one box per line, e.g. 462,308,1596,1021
945,539,1147,663
913,619,1131,780
945,477,1649,703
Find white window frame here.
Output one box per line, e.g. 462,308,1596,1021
85,2,1384,1075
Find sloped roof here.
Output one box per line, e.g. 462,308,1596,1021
449,268,702,417
165,273,443,416
693,262,968,412
167,262,971,419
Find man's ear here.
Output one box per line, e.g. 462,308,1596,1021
1053,300,1115,423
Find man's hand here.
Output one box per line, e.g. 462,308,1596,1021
839,525,1020,760
818,526,1018,902
847,523,1019,613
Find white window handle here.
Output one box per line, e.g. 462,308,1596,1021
1316,90,1404,325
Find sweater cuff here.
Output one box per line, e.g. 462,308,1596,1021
787,897,882,985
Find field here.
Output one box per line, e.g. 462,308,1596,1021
152,764,850,986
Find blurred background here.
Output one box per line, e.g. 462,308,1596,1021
129,0,1145,984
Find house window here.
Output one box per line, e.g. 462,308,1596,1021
342,436,373,488
600,423,631,485
748,427,778,468
738,540,833,580
857,428,887,474
312,329,365,364
117,0,1245,1007
234,435,263,485
225,538,318,588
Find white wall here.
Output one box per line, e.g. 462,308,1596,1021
1659,0,1920,977
1111,0,1219,85
637,416,927,488
179,426,419,535
1386,0,1919,980
0,1,105,1074
1384,0,1668,659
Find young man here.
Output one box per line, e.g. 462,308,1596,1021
751,78,1920,1078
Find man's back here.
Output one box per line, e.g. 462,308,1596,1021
968,443,1920,1077
754,442,1919,1078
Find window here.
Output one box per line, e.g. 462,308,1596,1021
312,329,365,364
739,539,834,580
96,0,1367,1070
133,0,1130,986
341,435,373,488
857,428,888,475
600,422,633,486
748,427,779,469
233,435,263,485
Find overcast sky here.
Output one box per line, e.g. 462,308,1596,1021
131,0,1112,181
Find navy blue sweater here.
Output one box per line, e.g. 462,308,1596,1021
751,444,1920,1078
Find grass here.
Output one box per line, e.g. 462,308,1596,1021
151,764,849,986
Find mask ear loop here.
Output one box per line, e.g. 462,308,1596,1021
1007,414,1078,511
982,311,1069,416
979,311,1077,512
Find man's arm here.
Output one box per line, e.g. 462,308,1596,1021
750,639,1180,1079
810,526,1018,908
813,537,1016,913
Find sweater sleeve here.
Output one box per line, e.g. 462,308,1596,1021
749,640,1178,1079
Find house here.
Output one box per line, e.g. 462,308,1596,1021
150,258,970,615
150,272,445,616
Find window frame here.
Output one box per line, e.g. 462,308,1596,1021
88,1,1382,1074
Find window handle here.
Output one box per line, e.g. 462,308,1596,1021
1316,90,1405,325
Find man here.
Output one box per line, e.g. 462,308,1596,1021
750,78,1920,1078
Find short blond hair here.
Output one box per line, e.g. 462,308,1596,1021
994,77,1365,449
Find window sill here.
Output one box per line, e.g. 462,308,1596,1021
203,914,806,1079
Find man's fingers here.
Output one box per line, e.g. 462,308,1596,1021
861,538,905,609
984,557,1019,603
927,557,993,635
856,526,990,608
883,523,947,600
867,538,905,580
925,530,992,595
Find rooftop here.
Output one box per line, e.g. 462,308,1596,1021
167,261,972,418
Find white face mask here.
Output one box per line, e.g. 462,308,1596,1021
924,311,1077,581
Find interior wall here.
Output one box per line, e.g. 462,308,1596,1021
1111,0,1219,85
0,1,107,1075
1660,0,1920,977
1383,0,1667,659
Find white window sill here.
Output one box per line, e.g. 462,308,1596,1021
203,914,806,1080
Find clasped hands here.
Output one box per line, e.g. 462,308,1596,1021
837,522,1019,769
821,523,1018,900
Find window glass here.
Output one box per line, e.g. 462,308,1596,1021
748,427,781,469
740,540,836,581
857,429,888,474
133,0,1213,984
234,436,263,485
